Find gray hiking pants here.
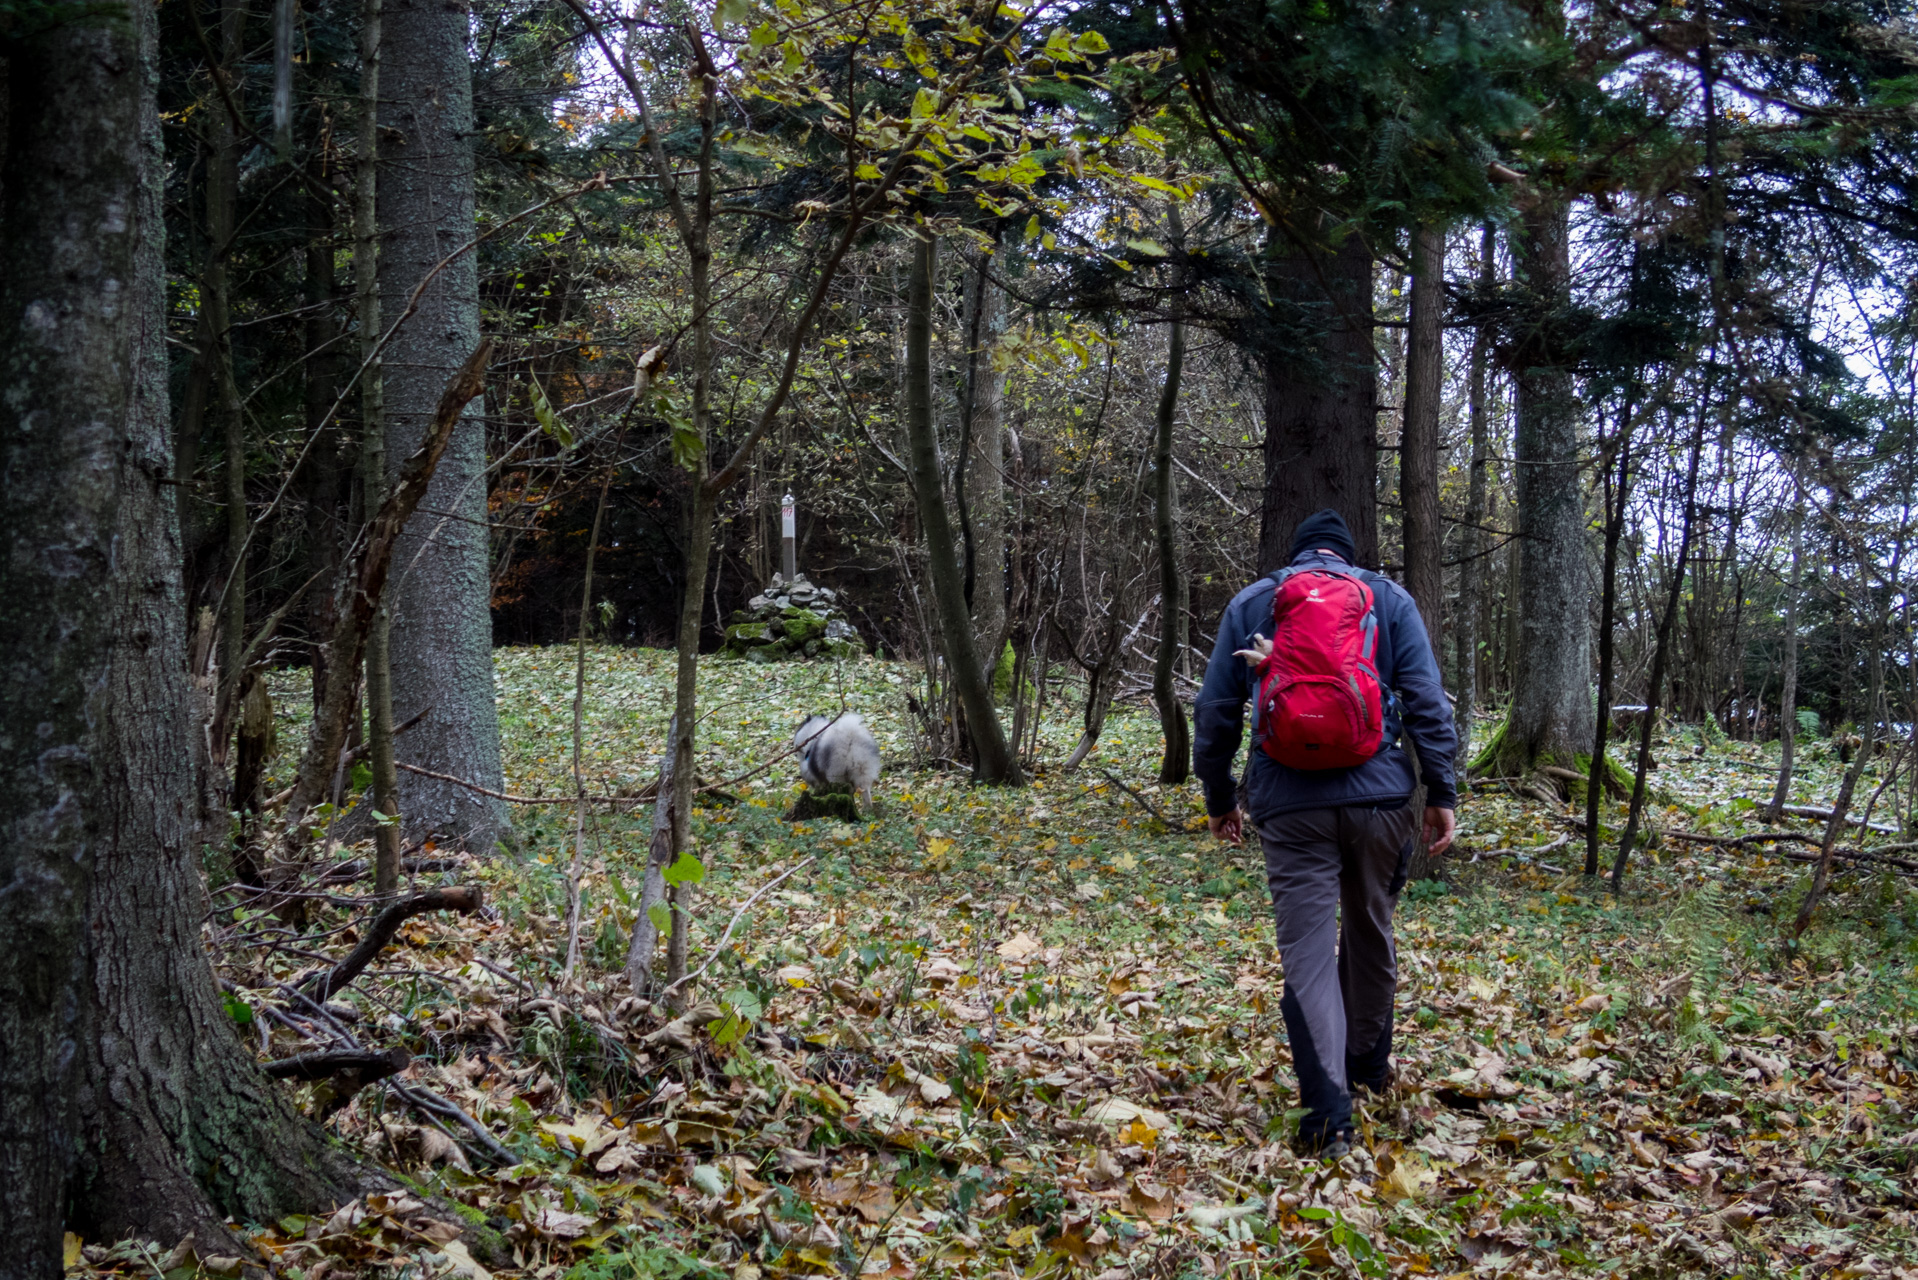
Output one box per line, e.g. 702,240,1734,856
1255,802,1419,1143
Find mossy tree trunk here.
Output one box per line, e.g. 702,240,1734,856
1483,197,1593,778
0,14,351,1269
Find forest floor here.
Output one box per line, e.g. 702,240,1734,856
70,650,1918,1280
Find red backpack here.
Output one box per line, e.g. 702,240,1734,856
1251,565,1385,769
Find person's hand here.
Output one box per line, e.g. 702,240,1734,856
1209,808,1244,845
1424,806,1456,856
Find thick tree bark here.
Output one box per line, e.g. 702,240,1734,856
1454,226,1495,771
378,0,507,851
1766,480,1805,820
903,236,1020,782
1401,225,1445,649
1153,303,1190,784
1257,234,1378,571
0,13,348,1269
1492,198,1593,772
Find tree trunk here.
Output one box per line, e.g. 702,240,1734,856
1490,198,1592,773
1585,408,1636,873
358,0,402,895
1257,233,1378,571
1766,479,1805,820
378,0,507,852
1794,624,1883,937
902,235,1020,783
625,728,676,995
962,249,1008,678
1153,302,1190,784
1454,225,1495,771
1613,402,1708,891
1400,224,1445,648
301,184,350,716
0,13,348,1267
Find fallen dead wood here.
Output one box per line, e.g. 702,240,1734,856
262,1047,410,1082
274,986,515,1165
316,855,462,885
1667,830,1918,873
1778,804,1899,834
302,886,484,1001
392,760,737,807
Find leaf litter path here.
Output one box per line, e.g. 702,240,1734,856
75,650,1918,1278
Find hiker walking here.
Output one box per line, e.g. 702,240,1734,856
1193,509,1457,1158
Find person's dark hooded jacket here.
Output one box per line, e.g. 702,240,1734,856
1192,511,1457,820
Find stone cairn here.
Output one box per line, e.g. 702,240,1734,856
722,573,866,662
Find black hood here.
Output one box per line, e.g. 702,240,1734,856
1288,509,1358,566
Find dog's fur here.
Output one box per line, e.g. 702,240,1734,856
793,713,880,810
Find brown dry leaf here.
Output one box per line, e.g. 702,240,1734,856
417,1125,473,1172
595,1142,643,1174
996,931,1042,960
440,1240,494,1280
829,978,885,1016
1120,1177,1177,1220
528,1205,593,1239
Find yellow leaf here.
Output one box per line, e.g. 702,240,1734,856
64,1234,83,1268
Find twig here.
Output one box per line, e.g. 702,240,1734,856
276,985,517,1166
656,858,817,1002
1093,767,1202,834
388,1080,518,1167
469,954,531,993
301,886,484,1001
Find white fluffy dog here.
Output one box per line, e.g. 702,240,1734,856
792,713,881,810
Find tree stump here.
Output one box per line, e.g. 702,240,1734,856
787,787,861,823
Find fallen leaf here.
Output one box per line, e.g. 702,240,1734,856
1120,1177,1177,1220
996,931,1042,960
529,1206,593,1239
1084,1097,1173,1132
440,1240,494,1280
